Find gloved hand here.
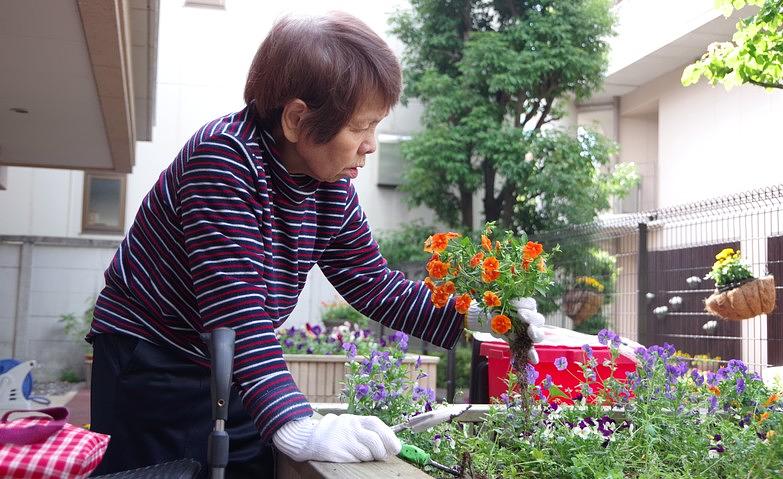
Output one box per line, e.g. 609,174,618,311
273,413,402,463
465,297,545,364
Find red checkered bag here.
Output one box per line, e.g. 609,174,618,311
0,407,109,479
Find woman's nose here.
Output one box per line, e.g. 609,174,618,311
359,136,376,155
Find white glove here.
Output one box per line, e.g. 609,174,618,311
273,413,402,463
465,297,545,364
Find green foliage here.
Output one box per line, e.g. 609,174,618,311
59,369,81,383
320,301,370,328
375,221,435,270
432,343,472,390
573,313,608,335
59,297,95,354
390,0,638,233
682,0,783,90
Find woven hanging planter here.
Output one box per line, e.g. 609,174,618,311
563,289,603,325
705,275,776,321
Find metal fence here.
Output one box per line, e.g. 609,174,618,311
534,184,783,375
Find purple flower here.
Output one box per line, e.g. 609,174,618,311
554,357,568,371
355,384,369,399
284,338,294,348
372,384,387,402
736,377,746,394
342,342,357,359
392,331,409,351
727,359,748,374
691,369,704,386
526,364,539,384
415,355,422,369
582,344,594,358
597,329,611,346
708,395,719,413
310,324,322,336
542,374,553,389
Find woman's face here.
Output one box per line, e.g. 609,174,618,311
281,94,388,182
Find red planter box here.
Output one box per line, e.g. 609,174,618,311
479,342,636,403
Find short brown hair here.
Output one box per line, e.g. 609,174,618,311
244,12,401,144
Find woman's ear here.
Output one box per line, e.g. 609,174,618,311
281,99,308,143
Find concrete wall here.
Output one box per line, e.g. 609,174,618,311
0,238,118,381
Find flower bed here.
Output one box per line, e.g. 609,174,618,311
278,329,783,478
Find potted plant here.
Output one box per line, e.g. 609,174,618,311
59,298,95,388
277,324,438,403
563,276,605,325
704,247,776,320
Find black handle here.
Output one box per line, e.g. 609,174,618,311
208,328,235,422
204,328,235,479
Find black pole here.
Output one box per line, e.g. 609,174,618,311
446,348,456,402
637,222,650,347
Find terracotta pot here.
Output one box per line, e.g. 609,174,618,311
563,289,603,325
705,275,776,321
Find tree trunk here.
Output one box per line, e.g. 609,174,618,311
459,186,474,230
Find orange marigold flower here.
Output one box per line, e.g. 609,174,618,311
481,235,492,251
536,257,547,272
483,291,501,308
427,259,449,279
431,289,450,308
482,256,499,272
707,385,721,396
522,259,532,271
757,412,770,423
523,241,544,261
490,314,512,335
423,277,436,292
764,393,780,407
424,232,461,254
455,293,472,314
441,281,456,295
469,251,485,268
482,268,500,283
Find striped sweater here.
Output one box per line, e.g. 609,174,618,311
89,104,463,442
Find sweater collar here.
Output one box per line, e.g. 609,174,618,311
253,121,321,205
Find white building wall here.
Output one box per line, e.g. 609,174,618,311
618,67,783,209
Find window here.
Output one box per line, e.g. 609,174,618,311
377,134,411,187
82,172,126,234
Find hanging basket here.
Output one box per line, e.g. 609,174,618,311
704,275,776,321
563,289,603,325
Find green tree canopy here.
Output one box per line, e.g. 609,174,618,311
390,0,638,234
683,0,783,90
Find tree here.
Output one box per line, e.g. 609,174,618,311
390,0,638,234
682,0,783,90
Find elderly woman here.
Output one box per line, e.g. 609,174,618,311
88,11,544,478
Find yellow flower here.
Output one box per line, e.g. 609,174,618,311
715,248,734,261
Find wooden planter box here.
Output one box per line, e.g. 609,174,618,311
276,404,489,479
284,353,439,403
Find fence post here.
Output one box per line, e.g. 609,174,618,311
637,222,650,347
446,348,456,402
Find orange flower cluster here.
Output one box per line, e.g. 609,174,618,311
490,314,512,335
419,223,556,339
424,232,461,254
481,256,500,282
522,241,544,271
